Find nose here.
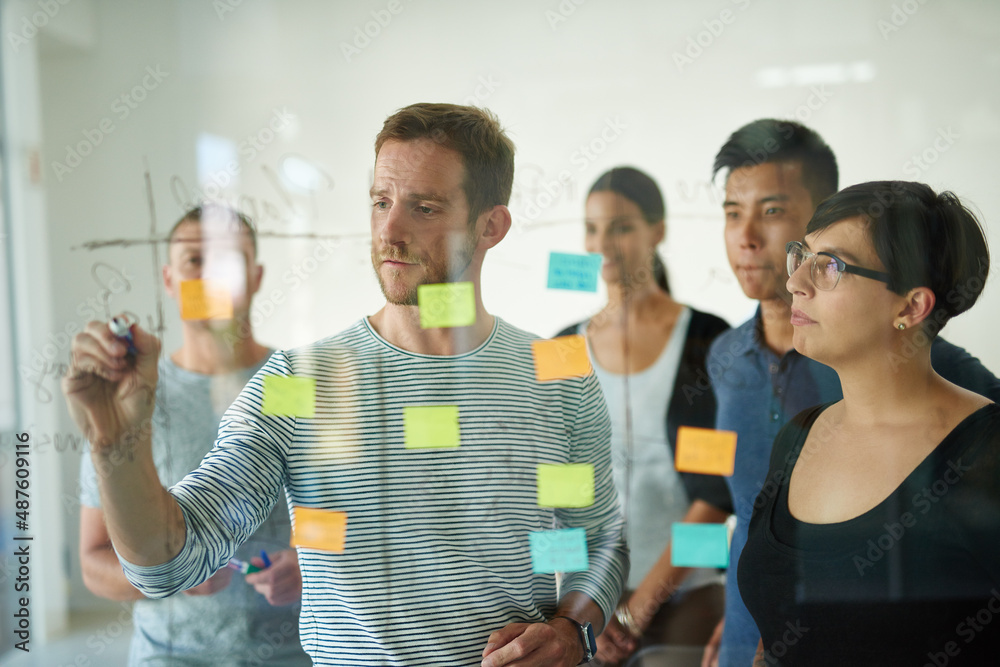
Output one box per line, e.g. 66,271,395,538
733,212,763,251
375,202,410,248
786,259,811,297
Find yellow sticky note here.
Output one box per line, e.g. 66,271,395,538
291,507,346,553
418,282,476,329
675,426,738,476
532,335,592,382
262,376,316,418
537,463,594,508
179,279,234,321
403,405,460,448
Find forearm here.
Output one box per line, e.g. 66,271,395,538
81,546,146,601
92,431,186,566
629,499,730,627
554,590,605,630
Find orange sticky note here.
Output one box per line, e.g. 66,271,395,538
180,279,233,320
290,507,347,553
675,426,738,476
532,335,592,382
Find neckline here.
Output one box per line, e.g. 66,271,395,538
361,316,501,360
779,402,997,531
585,306,690,378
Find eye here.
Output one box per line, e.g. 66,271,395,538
417,205,434,215
373,201,388,210
816,255,841,280
764,206,783,216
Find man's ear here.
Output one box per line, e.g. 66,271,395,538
895,286,936,329
162,264,176,298
248,264,264,297
477,204,512,251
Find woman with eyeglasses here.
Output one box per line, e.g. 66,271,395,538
556,167,732,665
738,181,1000,665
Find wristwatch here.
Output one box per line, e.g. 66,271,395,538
552,615,597,664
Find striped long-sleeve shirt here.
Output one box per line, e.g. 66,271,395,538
121,317,628,665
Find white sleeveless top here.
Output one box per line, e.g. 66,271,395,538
586,307,720,591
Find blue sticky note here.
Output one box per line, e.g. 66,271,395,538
670,523,730,568
529,528,589,573
547,252,602,292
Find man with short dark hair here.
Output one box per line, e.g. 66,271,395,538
64,104,627,667
703,119,1000,667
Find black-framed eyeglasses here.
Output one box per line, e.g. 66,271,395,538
785,241,891,291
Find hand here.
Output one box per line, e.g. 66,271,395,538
700,616,724,667
481,619,582,667
595,615,638,666
244,549,302,606
62,319,160,453
183,566,233,596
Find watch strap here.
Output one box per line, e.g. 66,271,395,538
551,615,596,664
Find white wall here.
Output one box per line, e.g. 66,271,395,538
8,0,1000,626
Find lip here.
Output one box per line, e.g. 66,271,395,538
790,308,816,326
382,259,416,267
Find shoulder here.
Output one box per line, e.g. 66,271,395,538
770,403,834,469
255,321,372,379
929,338,1000,402
687,308,731,338
708,315,754,360
554,320,584,338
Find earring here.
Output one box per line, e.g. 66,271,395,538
897,323,906,330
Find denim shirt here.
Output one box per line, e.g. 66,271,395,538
709,308,1000,667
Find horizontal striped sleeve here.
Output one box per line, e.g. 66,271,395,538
120,352,295,597
558,370,629,627
123,317,628,665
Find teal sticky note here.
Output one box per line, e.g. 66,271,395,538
670,523,730,568
529,528,589,573
547,252,602,292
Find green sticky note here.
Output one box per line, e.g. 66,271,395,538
403,405,460,449
529,528,589,573
418,282,476,329
670,523,730,568
536,463,594,508
262,376,316,418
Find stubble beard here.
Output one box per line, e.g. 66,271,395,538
372,229,478,306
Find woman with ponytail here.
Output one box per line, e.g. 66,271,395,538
557,167,732,664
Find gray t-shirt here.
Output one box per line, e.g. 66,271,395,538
79,353,309,666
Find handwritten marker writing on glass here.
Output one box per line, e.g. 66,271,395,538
227,557,262,574
108,316,137,355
